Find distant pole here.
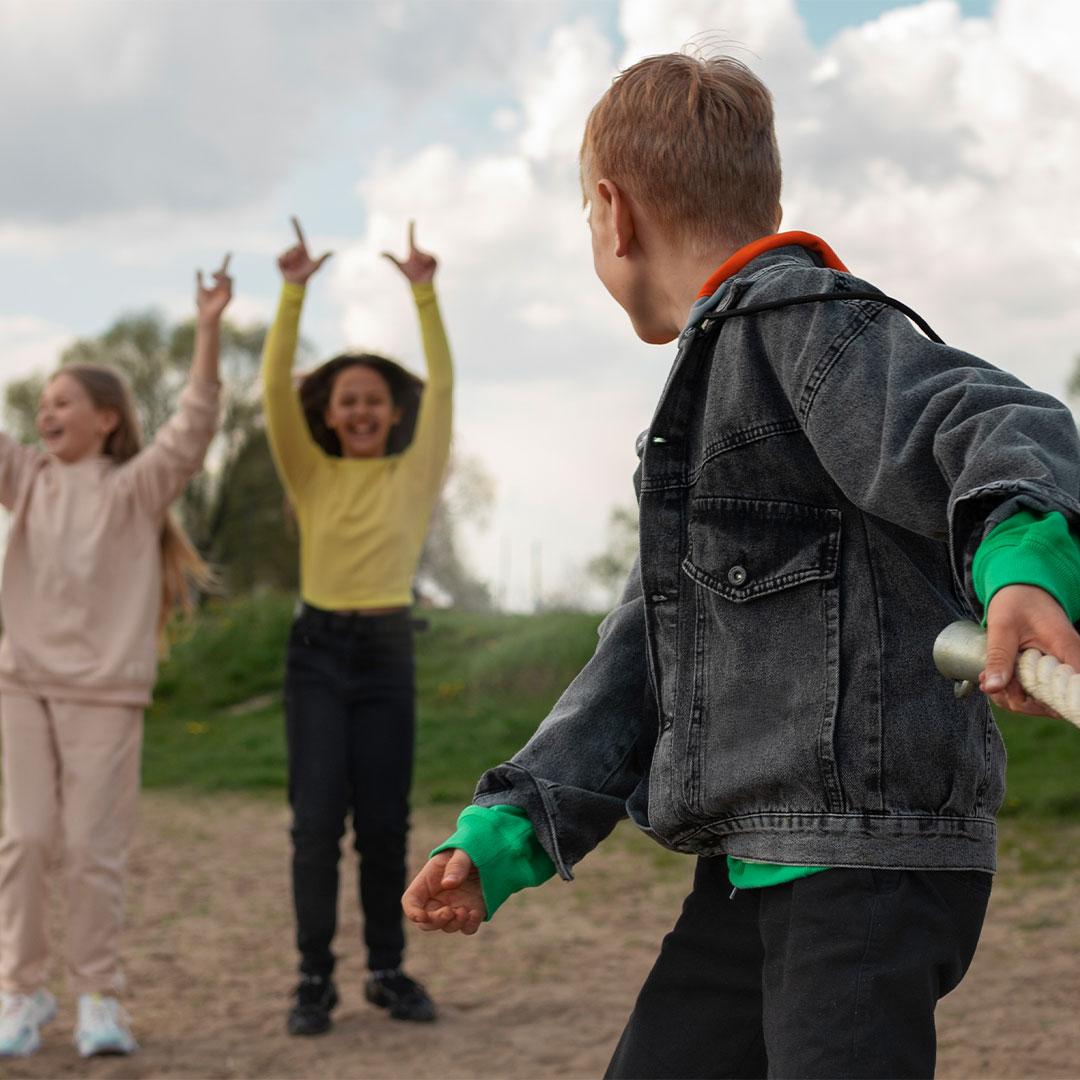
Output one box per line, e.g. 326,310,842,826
499,536,511,611
531,540,542,613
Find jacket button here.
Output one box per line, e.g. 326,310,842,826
650,593,668,603
727,565,748,586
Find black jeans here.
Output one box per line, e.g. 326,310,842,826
606,856,991,1079
285,605,415,976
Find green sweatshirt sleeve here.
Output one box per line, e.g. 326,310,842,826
430,805,556,921
972,511,1080,621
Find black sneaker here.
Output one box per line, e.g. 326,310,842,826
286,974,338,1036
364,969,436,1022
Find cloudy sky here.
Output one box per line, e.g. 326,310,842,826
3,0,1078,609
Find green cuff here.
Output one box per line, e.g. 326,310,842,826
973,511,1080,623
431,805,556,920
411,281,436,304
281,281,306,303
726,858,829,889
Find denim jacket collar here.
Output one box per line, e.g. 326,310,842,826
687,232,849,330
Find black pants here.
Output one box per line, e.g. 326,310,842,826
285,605,415,976
606,856,991,1079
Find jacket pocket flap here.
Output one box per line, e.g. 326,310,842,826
681,497,840,602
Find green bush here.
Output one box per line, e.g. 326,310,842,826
144,595,601,804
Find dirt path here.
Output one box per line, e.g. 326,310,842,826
5,792,1079,1079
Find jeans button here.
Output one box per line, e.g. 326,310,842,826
727,565,748,586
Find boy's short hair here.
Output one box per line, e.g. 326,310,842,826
581,52,781,250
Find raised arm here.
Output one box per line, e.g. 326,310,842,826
124,255,230,514
383,223,452,495
262,217,332,497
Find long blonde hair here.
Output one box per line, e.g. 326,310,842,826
58,364,214,642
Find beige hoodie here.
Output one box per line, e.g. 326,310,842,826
0,377,220,706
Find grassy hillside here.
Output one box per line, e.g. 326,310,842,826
145,595,602,805
146,593,1080,821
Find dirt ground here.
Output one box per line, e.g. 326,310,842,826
3,791,1078,1080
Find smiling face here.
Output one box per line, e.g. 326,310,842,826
36,372,119,463
323,363,403,459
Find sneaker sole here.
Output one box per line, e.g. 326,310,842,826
364,985,436,1022
286,1017,333,1037
76,1036,138,1058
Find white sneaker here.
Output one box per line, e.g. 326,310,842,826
0,989,57,1057
73,993,137,1057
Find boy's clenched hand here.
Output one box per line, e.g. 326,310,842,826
981,583,1080,716
402,850,486,935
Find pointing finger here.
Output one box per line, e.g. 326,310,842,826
196,269,205,293
408,219,416,252
290,216,307,250
218,252,232,275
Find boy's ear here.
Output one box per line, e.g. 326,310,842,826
597,178,635,258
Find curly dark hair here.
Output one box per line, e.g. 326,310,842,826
299,353,424,457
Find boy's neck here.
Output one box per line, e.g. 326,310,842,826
653,242,741,339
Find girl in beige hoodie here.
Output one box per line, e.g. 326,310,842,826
0,256,231,1059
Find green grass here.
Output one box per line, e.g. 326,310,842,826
145,592,1080,829
144,594,602,805
992,707,1080,820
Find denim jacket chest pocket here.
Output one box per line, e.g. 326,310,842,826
672,497,846,830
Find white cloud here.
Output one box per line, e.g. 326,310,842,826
0,315,73,384
0,0,573,226
771,0,1080,397
517,18,616,162
619,0,812,73
4,0,1080,608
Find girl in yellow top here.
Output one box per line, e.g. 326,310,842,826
262,219,452,1036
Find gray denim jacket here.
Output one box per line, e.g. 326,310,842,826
476,244,1080,876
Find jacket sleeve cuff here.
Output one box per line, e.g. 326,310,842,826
972,510,1080,623
430,804,556,921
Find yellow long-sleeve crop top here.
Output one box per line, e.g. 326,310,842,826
261,281,453,610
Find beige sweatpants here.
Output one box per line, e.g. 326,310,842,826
0,693,143,995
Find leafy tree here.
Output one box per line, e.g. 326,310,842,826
585,504,639,603
1067,354,1080,404
417,452,496,610
2,310,294,591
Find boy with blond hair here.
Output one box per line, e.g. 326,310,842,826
404,52,1080,1078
